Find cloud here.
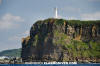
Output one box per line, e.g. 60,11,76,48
81,12,100,20
0,13,24,30
23,30,30,36
9,30,29,41
60,7,81,13
0,0,2,4
58,15,78,20
88,0,100,2
67,17,78,20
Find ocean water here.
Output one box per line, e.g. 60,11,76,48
0,64,100,66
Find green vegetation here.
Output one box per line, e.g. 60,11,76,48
54,19,66,25
53,30,69,45
89,41,100,58
67,20,100,26
62,40,100,58
53,29,100,59
32,35,39,46
44,18,55,23
36,18,100,26
0,48,21,57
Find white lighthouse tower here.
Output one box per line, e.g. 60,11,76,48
55,7,58,18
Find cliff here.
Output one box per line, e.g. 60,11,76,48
21,18,100,63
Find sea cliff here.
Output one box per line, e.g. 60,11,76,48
21,18,100,63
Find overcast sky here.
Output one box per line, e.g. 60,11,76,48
0,0,100,51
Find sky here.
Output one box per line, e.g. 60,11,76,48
0,0,100,51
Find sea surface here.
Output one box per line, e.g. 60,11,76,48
0,64,100,66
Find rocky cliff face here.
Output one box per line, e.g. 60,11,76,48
21,18,100,62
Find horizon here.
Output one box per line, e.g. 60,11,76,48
0,0,100,51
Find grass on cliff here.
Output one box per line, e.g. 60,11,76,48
53,30,100,59
36,18,100,26
67,20,100,26
54,19,66,25
63,40,100,58
53,30,70,45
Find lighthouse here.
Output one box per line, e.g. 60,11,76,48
55,7,58,18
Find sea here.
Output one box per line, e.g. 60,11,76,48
0,64,100,66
